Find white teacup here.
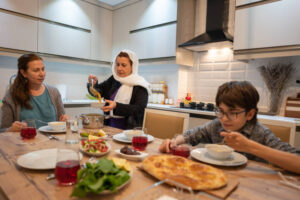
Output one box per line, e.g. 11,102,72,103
48,121,66,131
205,144,233,160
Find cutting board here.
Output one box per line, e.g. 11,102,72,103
204,173,239,199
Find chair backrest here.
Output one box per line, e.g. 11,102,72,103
284,97,300,118
262,124,291,143
143,108,189,139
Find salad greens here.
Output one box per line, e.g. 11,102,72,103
71,158,130,197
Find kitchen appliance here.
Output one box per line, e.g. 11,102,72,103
80,113,104,129
179,102,215,112
178,0,233,51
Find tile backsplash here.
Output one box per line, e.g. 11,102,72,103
178,50,300,115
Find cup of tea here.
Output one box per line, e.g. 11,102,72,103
20,119,37,139
55,148,80,186
132,127,148,151
171,145,190,158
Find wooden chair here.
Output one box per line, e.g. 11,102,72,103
142,108,189,139
284,97,300,118
262,124,291,143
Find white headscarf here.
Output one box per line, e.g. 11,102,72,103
111,49,150,118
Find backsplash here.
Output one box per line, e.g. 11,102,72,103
178,50,300,115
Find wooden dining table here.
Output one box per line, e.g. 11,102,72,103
0,126,299,200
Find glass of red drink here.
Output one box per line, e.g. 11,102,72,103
132,127,148,151
20,119,37,139
55,149,80,186
171,145,190,158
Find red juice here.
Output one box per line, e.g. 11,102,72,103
55,160,80,186
132,136,148,151
171,146,190,158
20,127,37,139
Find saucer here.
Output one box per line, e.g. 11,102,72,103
38,125,66,133
190,148,248,166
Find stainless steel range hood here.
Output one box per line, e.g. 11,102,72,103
178,0,233,52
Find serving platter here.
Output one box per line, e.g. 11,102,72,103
114,149,148,161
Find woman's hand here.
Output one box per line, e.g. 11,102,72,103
6,121,26,132
102,100,117,112
220,131,253,152
88,74,98,84
59,114,70,122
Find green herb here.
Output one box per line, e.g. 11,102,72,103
71,158,130,197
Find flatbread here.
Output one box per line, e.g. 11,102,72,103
142,155,227,190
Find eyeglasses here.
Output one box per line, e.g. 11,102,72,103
215,108,246,120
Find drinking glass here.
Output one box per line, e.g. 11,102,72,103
55,148,80,186
171,144,190,158
65,120,79,144
20,119,37,139
132,127,148,151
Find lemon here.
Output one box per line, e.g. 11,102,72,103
98,129,106,137
111,157,131,172
88,134,100,140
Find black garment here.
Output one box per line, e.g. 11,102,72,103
87,76,148,129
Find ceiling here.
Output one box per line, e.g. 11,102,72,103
97,0,129,6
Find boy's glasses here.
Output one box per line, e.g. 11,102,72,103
215,108,246,120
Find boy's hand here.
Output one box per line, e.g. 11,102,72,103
159,139,177,153
220,131,253,152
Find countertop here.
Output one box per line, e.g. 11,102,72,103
63,100,300,125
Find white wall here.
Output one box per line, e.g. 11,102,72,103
0,55,111,100
178,50,300,115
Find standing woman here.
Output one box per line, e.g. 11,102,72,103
0,53,68,132
87,50,150,129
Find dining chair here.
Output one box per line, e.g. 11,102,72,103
142,108,189,139
262,123,291,143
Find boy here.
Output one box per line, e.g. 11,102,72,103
160,81,300,174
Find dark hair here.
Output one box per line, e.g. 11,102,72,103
117,52,133,66
215,81,259,123
10,53,43,109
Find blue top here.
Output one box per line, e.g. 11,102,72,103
20,88,56,128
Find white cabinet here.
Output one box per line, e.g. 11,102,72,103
112,0,177,59
130,24,177,59
236,0,264,7
0,12,37,51
38,21,90,59
90,6,112,61
234,0,300,50
38,0,92,30
0,0,38,16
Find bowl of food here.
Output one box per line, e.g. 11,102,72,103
124,129,144,140
205,144,233,160
48,121,66,131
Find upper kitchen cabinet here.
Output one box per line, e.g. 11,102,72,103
90,6,112,62
0,0,38,16
236,0,264,7
0,12,37,52
38,0,92,30
234,0,300,59
113,0,177,59
38,21,90,59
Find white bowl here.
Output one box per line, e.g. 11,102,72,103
205,144,233,160
124,130,144,140
48,121,66,131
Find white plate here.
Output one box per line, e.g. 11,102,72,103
191,148,248,167
113,133,154,143
115,149,148,161
38,125,66,133
80,142,111,157
17,148,82,170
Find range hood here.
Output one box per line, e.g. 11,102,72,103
178,0,233,52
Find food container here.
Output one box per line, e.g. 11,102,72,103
80,113,104,129
205,144,233,160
